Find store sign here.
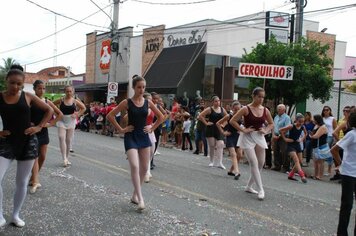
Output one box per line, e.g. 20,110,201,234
238,63,294,81
107,82,118,97
265,28,289,43
165,30,204,47
100,39,111,72
344,57,356,78
266,11,289,28
145,37,160,53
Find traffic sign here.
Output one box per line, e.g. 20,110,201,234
108,82,118,97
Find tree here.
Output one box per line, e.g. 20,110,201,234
0,57,17,90
345,81,356,93
242,37,334,114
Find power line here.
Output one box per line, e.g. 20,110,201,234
89,0,113,23
23,35,110,66
120,3,356,35
131,0,215,5
22,3,356,66
25,0,110,29
0,4,111,54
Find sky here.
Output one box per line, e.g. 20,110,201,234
0,0,355,74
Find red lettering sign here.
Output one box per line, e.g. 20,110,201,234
238,63,293,81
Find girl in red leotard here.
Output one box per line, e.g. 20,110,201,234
229,87,274,200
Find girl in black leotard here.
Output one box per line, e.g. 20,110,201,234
280,113,308,183
29,80,63,194
198,96,227,169
0,65,53,228
107,76,164,211
53,85,85,167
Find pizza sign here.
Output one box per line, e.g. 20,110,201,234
100,39,111,72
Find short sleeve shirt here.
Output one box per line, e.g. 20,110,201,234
338,129,356,178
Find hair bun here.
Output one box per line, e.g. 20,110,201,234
10,64,24,72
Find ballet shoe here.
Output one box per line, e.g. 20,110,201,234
0,218,6,227
258,191,265,201
245,186,258,194
63,159,68,167
144,175,150,183
137,202,145,212
11,218,25,228
130,198,139,205
29,183,41,194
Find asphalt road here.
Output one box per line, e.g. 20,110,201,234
0,128,353,236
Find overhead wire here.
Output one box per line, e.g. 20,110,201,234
130,0,216,5
25,0,110,29
89,0,113,23
0,4,112,54
23,35,110,66
22,2,356,66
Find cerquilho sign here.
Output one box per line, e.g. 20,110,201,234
238,63,294,81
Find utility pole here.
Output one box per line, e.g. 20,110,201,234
294,0,306,42
109,0,120,83
67,66,71,85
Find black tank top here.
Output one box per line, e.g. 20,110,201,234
0,91,31,153
209,107,224,124
288,124,303,141
225,114,241,135
60,99,76,115
31,98,48,136
311,126,328,148
127,98,148,132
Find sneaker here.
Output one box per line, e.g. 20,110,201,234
330,174,341,181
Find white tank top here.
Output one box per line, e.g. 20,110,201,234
323,116,334,137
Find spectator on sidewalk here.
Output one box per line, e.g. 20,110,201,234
303,112,315,167
272,104,291,172
331,111,356,235
322,106,337,176
182,116,193,151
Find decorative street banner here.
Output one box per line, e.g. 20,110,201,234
238,63,294,81
100,39,111,72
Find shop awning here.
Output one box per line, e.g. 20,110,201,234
74,82,128,92
144,42,206,94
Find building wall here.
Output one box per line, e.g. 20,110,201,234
207,26,264,57
85,32,96,84
142,25,165,75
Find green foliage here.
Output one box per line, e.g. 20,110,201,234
242,37,334,112
345,81,356,93
0,57,18,91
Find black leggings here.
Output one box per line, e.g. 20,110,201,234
337,175,356,236
182,133,193,150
